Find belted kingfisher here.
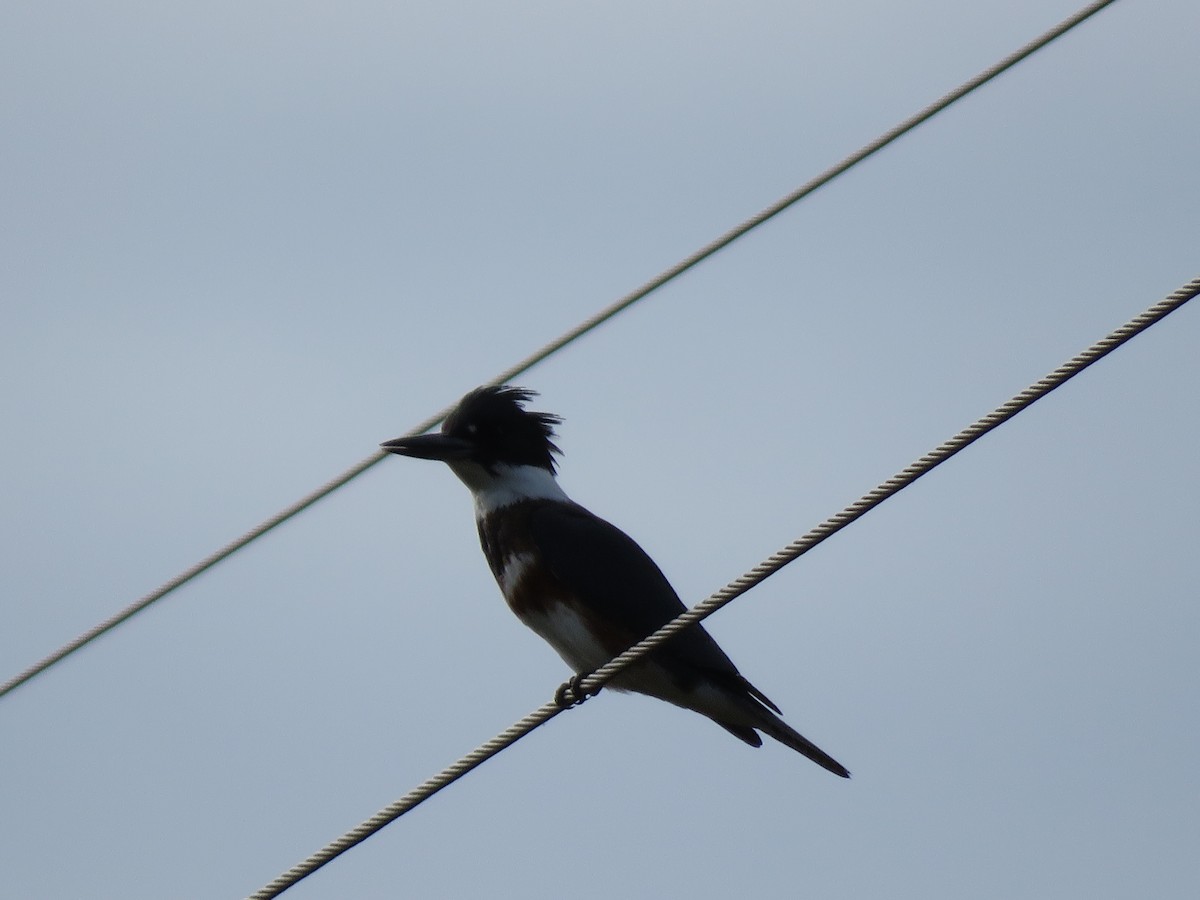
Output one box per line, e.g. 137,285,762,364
382,385,849,777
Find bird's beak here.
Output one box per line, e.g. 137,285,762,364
380,433,474,462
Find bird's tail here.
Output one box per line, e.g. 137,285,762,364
756,713,850,778
726,676,851,778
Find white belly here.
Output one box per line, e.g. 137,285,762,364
521,602,613,673
520,601,725,714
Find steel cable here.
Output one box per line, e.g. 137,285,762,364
0,0,1121,702
250,274,1199,899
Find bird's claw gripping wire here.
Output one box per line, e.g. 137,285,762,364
554,673,596,708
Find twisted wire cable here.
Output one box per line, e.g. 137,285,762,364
250,274,1199,899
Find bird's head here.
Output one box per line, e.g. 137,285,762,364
382,386,564,499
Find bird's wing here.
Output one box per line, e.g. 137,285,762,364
526,501,742,678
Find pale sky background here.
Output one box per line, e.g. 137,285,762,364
2,1,1198,898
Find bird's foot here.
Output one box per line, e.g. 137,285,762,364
554,673,595,708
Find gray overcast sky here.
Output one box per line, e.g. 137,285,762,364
2,1,1198,898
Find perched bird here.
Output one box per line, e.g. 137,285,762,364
382,385,849,777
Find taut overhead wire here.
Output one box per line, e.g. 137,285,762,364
0,0,1120,701
250,273,1199,899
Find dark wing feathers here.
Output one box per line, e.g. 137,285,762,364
528,501,852,778
527,501,742,679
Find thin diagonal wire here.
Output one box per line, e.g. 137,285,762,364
0,0,1121,703
250,275,1200,899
